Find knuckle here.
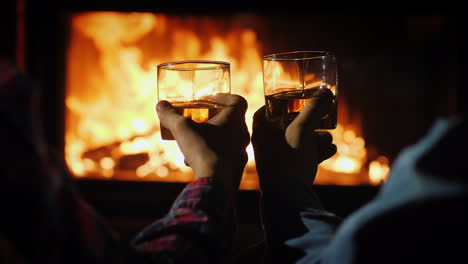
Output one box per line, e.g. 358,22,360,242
318,131,333,143
231,94,248,111
242,130,251,147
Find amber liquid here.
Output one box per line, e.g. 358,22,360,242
160,101,226,140
265,88,336,129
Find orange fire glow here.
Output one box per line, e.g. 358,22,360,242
65,12,390,188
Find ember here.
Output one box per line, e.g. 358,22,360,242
65,12,389,188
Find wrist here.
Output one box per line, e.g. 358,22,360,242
194,159,240,192
191,150,219,179
260,180,323,211
257,167,322,207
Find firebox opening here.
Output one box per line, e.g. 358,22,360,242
65,11,393,188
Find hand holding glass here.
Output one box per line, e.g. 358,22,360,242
157,60,231,140
263,51,338,129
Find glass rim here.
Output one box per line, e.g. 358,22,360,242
158,60,230,71
263,51,334,61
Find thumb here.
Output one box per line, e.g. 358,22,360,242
156,100,190,138
156,100,206,158
291,88,334,131
286,88,333,149
156,101,180,129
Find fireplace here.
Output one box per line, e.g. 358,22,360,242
16,3,461,242
62,11,395,188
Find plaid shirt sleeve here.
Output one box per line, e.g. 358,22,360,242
0,58,236,264
130,176,236,263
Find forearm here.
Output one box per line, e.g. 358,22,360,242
260,172,324,246
260,176,341,262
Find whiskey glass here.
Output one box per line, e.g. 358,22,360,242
157,60,231,140
263,51,337,129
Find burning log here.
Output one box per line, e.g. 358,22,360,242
116,153,149,170
79,128,156,176
82,142,120,161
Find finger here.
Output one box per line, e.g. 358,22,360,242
316,131,333,146
252,105,268,130
156,100,205,151
156,100,187,133
209,94,250,149
208,94,248,125
252,105,285,136
292,88,334,130
319,144,337,163
252,106,267,147
214,93,248,110
316,131,335,162
252,105,285,149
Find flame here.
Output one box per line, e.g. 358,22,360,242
321,126,366,174
369,156,391,184
65,12,389,188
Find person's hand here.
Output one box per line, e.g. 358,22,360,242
251,88,337,191
156,94,250,191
